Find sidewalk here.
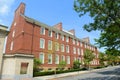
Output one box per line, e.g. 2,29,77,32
34,69,99,80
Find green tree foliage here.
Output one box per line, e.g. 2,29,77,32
33,58,42,72
58,60,66,70
73,60,81,69
83,49,95,69
74,0,120,55
99,52,106,66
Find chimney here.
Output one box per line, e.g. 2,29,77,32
53,22,62,31
69,29,75,35
15,2,25,15
82,37,90,43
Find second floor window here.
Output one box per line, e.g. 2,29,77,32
61,44,64,52
66,36,69,42
40,38,45,49
48,40,52,50
66,45,69,53
55,33,59,39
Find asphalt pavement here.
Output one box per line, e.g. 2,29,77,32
49,65,120,80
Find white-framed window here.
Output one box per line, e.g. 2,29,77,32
48,54,52,64
10,41,13,50
61,44,64,52
39,53,44,64
61,35,64,41
77,48,80,55
55,54,59,64
55,42,59,51
66,45,69,53
12,30,15,38
81,49,84,55
67,56,70,64
48,30,52,37
61,55,65,61
73,39,75,44
55,33,59,39
80,42,82,47
66,36,69,42
40,27,45,35
77,41,79,46
73,47,76,54
48,40,52,50
40,38,45,49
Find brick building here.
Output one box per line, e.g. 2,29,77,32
5,3,99,70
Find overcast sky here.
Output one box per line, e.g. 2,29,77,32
0,0,105,52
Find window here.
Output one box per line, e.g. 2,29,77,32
66,45,69,53
39,53,44,64
77,48,80,55
55,54,59,64
73,47,76,54
12,30,15,37
77,41,79,46
66,36,69,42
61,44,64,52
55,33,59,39
81,49,83,55
67,56,70,64
10,41,13,50
61,35,64,41
48,40,52,50
61,55,65,61
48,54,52,64
40,27,45,35
80,42,82,47
48,30,52,37
55,42,59,51
73,39,75,44
14,22,16,26
40,38,45,49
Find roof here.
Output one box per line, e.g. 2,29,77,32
21,15,96,48
0,24,8,28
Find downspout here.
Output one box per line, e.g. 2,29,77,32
31,22,35,54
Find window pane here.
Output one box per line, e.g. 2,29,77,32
55,54,59,64
48,54,52,64
39,53,44,64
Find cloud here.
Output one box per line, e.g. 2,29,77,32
0,0,15,15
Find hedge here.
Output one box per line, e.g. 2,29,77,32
33,68,87,77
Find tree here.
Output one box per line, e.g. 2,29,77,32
99,52,106,66
33,58,42,72
83,49,95,69
58,60,66,70
74,0,120,55
73,60,81,69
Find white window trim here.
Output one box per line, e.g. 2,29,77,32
40,38,45,49
48,40,52,50
39,53,44,64
48,54,52,64
12,30,15,38
67,56,70,64
66,45,69,53
48,30,52,37
61,44,64,52
55,54,59,64
40,27,45,35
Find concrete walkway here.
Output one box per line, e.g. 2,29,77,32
34,69,99,80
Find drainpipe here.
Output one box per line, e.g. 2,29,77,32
31,22,35,54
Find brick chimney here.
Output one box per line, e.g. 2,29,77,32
14,3,25,20
53,22,62,31
69,29,75,35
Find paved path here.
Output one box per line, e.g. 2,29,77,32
48,65,120,80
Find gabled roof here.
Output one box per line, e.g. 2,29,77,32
21,15,96,48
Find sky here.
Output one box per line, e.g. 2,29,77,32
0,0,105,52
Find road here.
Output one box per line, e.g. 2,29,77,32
52,66,120,80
